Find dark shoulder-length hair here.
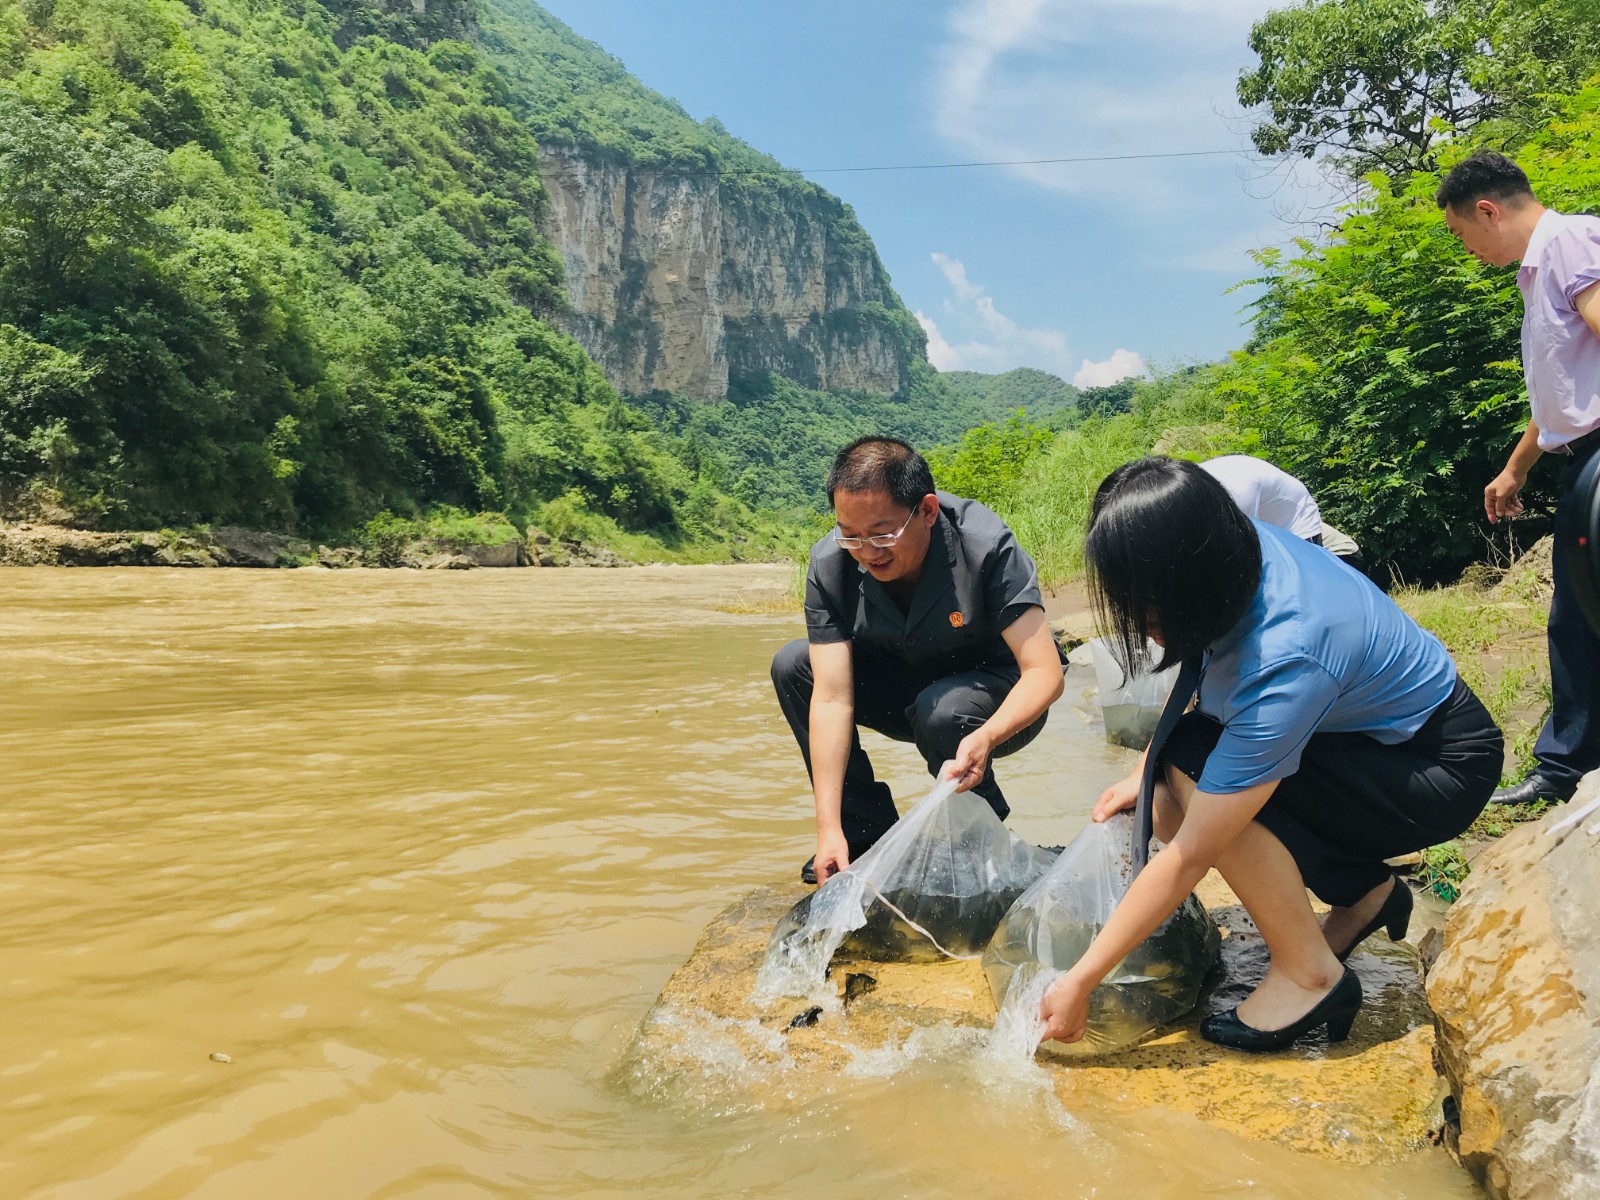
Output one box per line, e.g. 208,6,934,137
1086,456,1262,674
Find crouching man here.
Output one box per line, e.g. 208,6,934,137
771,437,1065,885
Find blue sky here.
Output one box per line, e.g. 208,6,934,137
535,0,1331,387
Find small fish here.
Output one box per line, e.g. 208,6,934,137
208,1052,233,1064
786,1005,824,1029
842,972,877,1007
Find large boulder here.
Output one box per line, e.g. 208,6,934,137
1427,772,1600,1199
623,873,1444,1165
208,526,311,567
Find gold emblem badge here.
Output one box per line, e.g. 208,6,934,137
949,611,965,628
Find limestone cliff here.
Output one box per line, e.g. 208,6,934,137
536,144,920,401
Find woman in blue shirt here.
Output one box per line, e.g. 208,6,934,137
1040,458,1503,1051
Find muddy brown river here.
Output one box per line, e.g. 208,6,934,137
0,565,1482,1198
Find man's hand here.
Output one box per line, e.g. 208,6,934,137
1092,770,1141,822
946,728,994,793
1039,970,1093,1045
813,828,850,884
1484,468,1527,524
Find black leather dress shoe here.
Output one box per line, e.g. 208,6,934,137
1489,776,1575,806
1200,968,1362,1052
800,856,817,885
1331,873,1413,963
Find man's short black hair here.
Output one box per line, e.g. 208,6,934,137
1435,150,1536,212
1086,457,1262,674
826,437,936,509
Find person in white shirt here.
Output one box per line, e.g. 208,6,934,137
1438,149,1600,807
1201,455,1374,582
1200,455,1325,543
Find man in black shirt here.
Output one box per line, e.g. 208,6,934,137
771,437,1065,884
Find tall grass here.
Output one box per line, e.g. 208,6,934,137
980,364,1249,588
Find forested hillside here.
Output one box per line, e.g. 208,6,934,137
0,0,1035,552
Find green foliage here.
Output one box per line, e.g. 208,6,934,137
1418,841,1470,902
359,505,520,565
1213,82,1600,581
633,363,1083,517
1238,0,1600,179
935,368,1083,425
0,0,803,558
925,415,1055,512
977,366,1234,586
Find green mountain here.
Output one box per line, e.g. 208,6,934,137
0,0,1065,548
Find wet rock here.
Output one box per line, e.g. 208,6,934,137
153,537,216,567
418,552,476,570
317,544,363,569
451,539,527,568
1427,771,1600,1200
622,875,1440,1164
0,524,157,566
208,526,311,568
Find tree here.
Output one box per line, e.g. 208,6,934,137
1238,0,1486,180
0,95,163,313
1237,0,1600,181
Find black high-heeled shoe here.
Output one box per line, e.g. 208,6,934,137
1330,874,1413,963
1200,967,1362,1052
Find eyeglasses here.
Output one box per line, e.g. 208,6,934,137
833,509,918,550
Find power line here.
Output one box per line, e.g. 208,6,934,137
535,148,1248,180
798,148,1244,174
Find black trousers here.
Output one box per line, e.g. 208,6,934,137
1162,678,1503,907
770,638,1048,857
1532,439,1600,791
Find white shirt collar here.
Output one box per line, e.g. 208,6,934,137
1520,208,1562,273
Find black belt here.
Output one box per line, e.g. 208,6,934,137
1555,426,1600,458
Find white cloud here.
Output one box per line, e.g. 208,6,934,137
916,311,962,370
922,253,1072,375
1073,348,1146,388
928,0,1336,234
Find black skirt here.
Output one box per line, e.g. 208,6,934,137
1162,677,1504,907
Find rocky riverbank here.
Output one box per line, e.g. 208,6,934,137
624,872,1447,1166
1427,772,1600,1200
0,523,631,569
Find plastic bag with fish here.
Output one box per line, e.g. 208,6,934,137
1090,636,1177,750
754,774,1059,999
983,812,1220,1055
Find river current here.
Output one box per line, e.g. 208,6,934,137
0,565,1481,1198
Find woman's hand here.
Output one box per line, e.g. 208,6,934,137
1092,770,1141,822
1039,970,1093,1045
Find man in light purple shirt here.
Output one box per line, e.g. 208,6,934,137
1438,150,1600,805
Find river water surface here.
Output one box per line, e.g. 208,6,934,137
0,565,1481,1198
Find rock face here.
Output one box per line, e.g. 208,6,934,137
1427,772,1600,1200
537,145,917,401
622,875,1444,1165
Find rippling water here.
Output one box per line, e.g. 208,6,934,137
0,565,1480,1198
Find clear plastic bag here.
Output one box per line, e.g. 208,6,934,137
754,775,1059,1000
983,812,1220,1055
1090,637,1177,750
